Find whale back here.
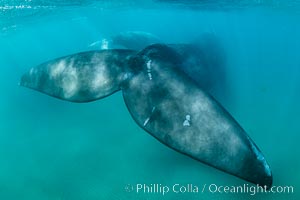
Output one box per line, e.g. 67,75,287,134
111,31,161,50
20,50,136,102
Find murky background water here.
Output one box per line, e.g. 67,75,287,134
0,0,299,199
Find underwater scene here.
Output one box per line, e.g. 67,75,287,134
0,0,299,199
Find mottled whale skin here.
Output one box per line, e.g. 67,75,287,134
20,44,272,188
21,49,136,102
123,44,272,188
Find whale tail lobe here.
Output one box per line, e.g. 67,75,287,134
20,50,135,102
122,44,272,188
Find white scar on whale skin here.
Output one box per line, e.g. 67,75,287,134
101,39,109,50
146,60,153,80
143,106,156,127
183,114,191,127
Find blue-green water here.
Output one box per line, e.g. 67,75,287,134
0,0,300,199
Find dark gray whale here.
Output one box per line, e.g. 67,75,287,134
20,44,272,188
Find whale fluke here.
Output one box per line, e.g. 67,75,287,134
20,50,136,102
122,44,272,188
20,44,272,188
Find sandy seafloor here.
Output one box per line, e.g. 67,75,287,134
0,0,299,199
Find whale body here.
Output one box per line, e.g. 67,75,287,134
20,44,272,188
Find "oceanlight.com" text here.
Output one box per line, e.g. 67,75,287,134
124,183,294,196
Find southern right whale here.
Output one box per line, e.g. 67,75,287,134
20,44,272,188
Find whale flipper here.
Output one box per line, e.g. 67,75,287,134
20,50,136,102
122,44,272,187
